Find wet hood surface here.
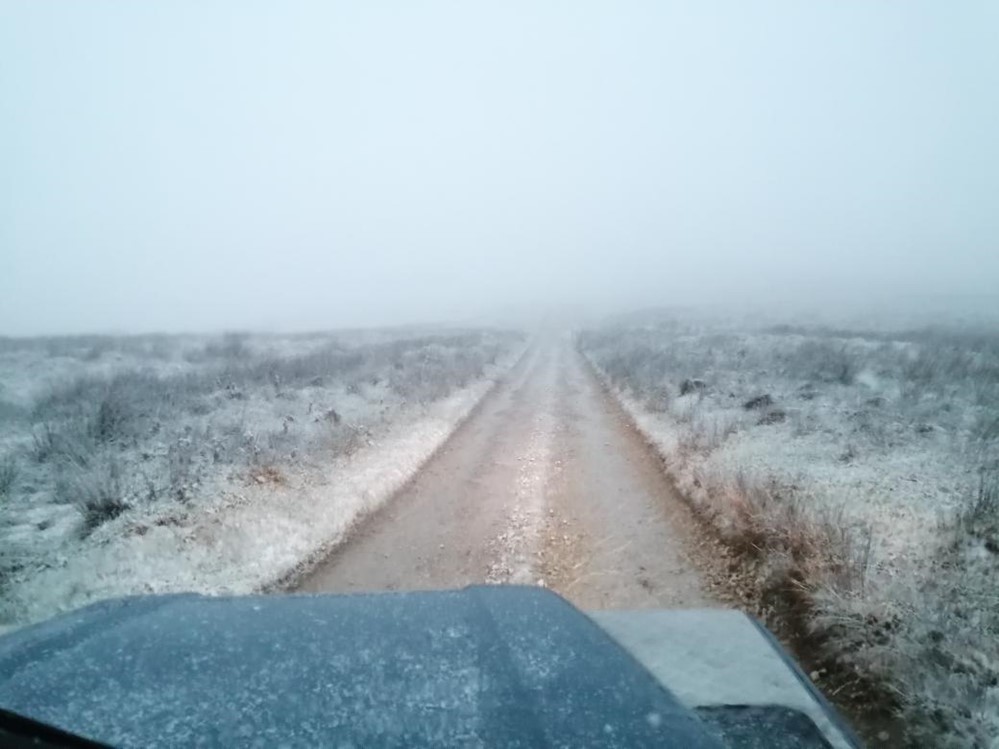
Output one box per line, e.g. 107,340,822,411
0,586,724,748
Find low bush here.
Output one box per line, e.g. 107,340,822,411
31,420,93,467
57,459,130,536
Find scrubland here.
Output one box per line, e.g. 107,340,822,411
582,315,999,747
0,328,521,627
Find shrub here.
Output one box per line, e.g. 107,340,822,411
963,469,999,545
679,378,706,396
91,389,132,444
0,456,18,498
757,409,786,426
59,460,130,536
743,394,774,410
31,420,93,467
167,438,198,501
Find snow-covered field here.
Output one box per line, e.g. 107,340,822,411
581,313,999,747
0,329,523,628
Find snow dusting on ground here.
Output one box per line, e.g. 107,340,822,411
0,330,523,628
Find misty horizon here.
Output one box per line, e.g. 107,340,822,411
3,2,998,336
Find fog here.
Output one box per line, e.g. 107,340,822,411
2,1,997,335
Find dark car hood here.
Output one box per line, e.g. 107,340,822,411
0,586,725,748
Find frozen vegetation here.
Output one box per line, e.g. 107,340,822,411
581,314,999,747
0,328,522,627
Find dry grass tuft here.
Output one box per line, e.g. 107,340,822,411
248,465,287,486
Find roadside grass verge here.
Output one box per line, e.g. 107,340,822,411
581,321,999,747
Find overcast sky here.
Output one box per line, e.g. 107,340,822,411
2,1,997,334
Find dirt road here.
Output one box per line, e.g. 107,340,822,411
297,334,716,609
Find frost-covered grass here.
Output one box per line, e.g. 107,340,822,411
0,328,523,627
581,316,999,747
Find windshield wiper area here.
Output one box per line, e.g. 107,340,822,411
0,707,109,749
